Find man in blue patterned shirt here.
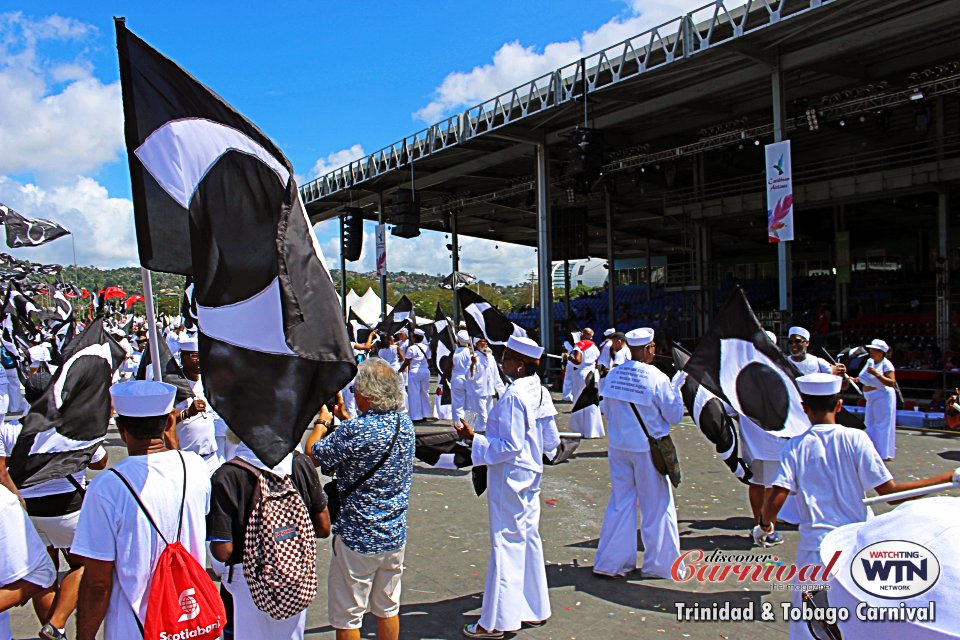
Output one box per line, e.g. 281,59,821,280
308,358,414,640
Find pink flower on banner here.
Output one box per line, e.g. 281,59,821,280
767,194,793,241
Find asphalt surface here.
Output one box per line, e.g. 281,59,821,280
8,391,960,640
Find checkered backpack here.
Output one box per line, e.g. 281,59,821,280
228,456,317,619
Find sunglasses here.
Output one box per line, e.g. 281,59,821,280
801,589,843,640
788,338,807,344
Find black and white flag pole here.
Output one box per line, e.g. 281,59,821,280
141,267,162,382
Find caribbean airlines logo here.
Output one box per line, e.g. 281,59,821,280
850,540,940,599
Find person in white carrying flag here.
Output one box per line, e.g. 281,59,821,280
454,335,558,639
400,329,432,423
465,337,506,431
756,373,957,640
560,325,580,402
594,328,685,579
566,328,605,438
851,339,897,460
785,326,844,376
174,336,223,474
450,331,474,423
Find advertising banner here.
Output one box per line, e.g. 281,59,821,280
765,140,794,243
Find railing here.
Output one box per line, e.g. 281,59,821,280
300,0,835,204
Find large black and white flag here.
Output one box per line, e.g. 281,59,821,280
458,288,527,347
682,288,809,438
430,304,456,376
347,308,374,345
377,295,415,336
8,318,126,488
52,289,73,323
116,20,356,465
0,203,71,248
181,277,198,330
673,345,752,484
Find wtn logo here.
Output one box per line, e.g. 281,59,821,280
851,541,940,600
861,558,927,583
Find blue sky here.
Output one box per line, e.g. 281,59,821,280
0,0,702,284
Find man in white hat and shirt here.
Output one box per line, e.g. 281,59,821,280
594,328,685,579
175,335,224,474
450,330,474,423
400,329,432,423
756,372,956,640
73,381,211,640
785,326,845,376
454,335,559,639
596,331,629,376
595,328,616,369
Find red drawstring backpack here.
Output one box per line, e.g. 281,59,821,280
111,452,226,640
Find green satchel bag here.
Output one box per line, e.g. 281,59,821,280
629,403,682,488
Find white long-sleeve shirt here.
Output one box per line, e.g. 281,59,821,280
450,347,473,382
599,360,683,452
472,375,555,473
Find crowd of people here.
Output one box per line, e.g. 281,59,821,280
0,312,958,640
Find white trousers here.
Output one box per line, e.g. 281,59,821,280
223,562,307,640
594,448,683,579
407,372,431,421
451,379,467,421
561,362,575,402
865,388,896,459
479,464,551,632
465,389,492,431
4,368,26,414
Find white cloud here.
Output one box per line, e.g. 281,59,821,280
0,175,136,268
0,12,123,178
307,144,367,180
315,219,535,286
414,0,705,123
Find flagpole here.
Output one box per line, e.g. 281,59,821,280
140,267,163,382
70,234,79,285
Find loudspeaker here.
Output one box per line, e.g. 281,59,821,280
342,208,363,262
388,190,421,239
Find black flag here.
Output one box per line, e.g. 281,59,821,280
430,304,456,376
8,318,126,488
377,295,415,336
458,288,526,346
181,277,198,330
673,345,752,484
0,203,71,248
116,21,356,465
682,288,809,438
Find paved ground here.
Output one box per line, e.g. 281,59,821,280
9,392,960,640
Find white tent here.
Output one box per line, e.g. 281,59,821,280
351,286,391,326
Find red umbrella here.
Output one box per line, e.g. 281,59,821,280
124,294,145,308
99,286,127,300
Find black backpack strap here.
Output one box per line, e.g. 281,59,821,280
629,403,653,440
225,457,263,478
175,451,186,543
66,473,86,497
111,468,168,546
341,414,401,500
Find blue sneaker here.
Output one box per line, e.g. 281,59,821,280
759,530,784,547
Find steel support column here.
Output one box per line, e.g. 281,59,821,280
451,210,461,326
937,188,951,354
377,193,387,319
536,143,554,362
646,237,652,301
339,214,348,322
605,190,616,328
773,52,792,322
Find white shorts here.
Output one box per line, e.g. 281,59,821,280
327,536,404,629
747,459,779,488
30,510,80,550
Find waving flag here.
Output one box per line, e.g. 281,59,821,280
181,277,198,330
0,203,71,248
8,318,126,488
116,20,355,465
378,295,415,336
683,288,809,438
673,345,752,484
458,288,526,347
